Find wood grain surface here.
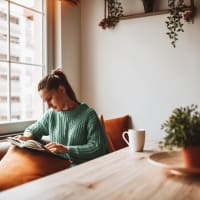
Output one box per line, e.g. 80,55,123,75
1,142,200,200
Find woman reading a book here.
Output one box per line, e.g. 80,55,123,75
16,68,108,165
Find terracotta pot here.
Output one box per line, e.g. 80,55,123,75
182,146,200,168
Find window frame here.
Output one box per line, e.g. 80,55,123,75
0,0,49,135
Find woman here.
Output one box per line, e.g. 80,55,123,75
17,68,108,164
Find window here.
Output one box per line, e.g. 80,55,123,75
0,0,46,134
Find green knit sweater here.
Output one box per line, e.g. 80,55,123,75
25,103,108,164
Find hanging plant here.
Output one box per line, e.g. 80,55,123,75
166,0,185,48
99,0,124,29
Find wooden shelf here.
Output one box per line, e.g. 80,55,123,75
99,1,195,29
120,6,194,20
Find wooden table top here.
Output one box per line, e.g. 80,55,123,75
1,143,200,200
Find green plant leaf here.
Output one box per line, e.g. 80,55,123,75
166,0,185,47
160,105,200,150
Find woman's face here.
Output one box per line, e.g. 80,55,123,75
39,86,67,111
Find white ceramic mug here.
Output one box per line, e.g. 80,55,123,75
122,129,145,152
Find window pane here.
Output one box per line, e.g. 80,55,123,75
0,62,9,121
0,0,8,61
10,3,43,65
0,0,45,130
11,64,43,121
11,0,42,12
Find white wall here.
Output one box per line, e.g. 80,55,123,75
80,0,200,141
55,1,81,99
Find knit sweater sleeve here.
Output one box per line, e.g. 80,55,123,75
67,111,107,163
24,111,50,140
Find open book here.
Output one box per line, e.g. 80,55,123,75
7,137,52,154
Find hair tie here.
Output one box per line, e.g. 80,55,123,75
49,74,59,79
53,74,60,79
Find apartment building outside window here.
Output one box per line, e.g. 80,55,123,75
0,0,46,134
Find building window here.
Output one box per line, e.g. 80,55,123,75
10,35,20,44
0,54,22,61
10,55,20,62
0,11,7,21
10,15,19,25
0,33,7,41
11,115,20,120
11,75,20,81
0,74,7,80
0,53,7,60
11,96,20,103
0,0,46,134
0,33,20,44
0,96,7,102
0,116,7,121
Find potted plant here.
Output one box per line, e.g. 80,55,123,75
160,104,200,168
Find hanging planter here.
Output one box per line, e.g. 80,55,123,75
99,0,124,29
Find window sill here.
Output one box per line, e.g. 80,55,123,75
0,120,36,135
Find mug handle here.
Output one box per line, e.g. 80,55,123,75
122,131,129,145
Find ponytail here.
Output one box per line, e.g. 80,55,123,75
38,68,79,103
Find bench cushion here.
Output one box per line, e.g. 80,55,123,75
104,115,130,151
0,146,71,191
0,142,10,160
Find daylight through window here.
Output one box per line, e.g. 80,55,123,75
0,0,45,124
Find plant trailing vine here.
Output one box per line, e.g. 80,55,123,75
166,0,185,48
99,0,124,29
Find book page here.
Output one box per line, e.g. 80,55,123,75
24,140,45,151
7,137,24,148
7,137,60,158
7,137,46,151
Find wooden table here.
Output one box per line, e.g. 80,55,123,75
1,143,200,200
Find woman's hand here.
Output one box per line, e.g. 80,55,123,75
44,143,68,153
15,132,33,141
15,135,31,141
